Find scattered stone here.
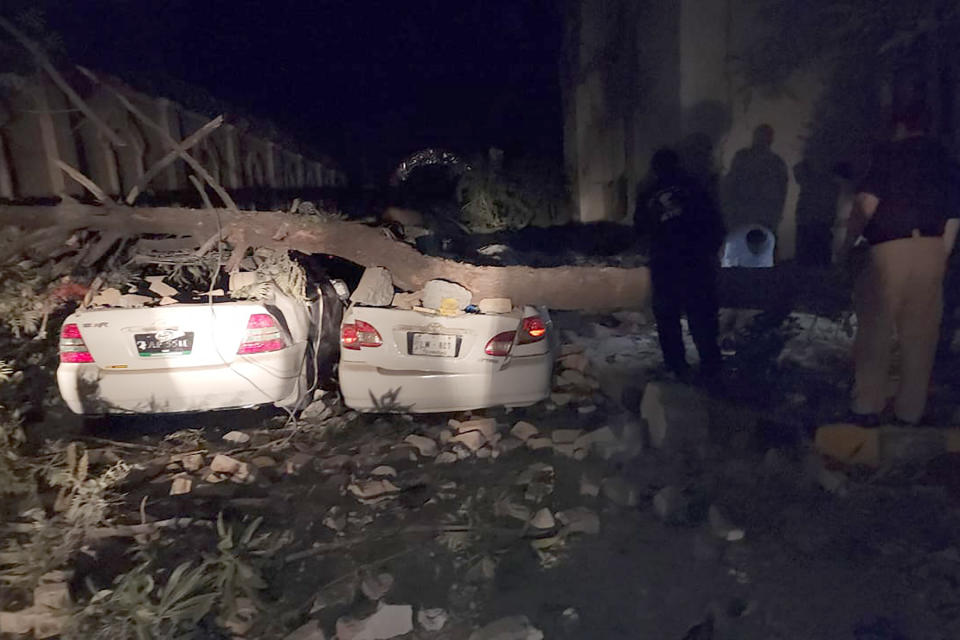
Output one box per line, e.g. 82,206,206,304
211,454,243,475
559,369,589,387
336,603,413,640
602,477,638,507
348,479,400,501
181,453,204,472
476,446,493,459
252,456,277,468
118,293,152,307
577,404,597,415
0,610,33,635
556,507,600,535
550,392,572,406
417,608,448,632
478,298,512,314
469,615,544,640
510,421,538,441
146,276,178,297
301,400,333,421
33,582,70,610
708,505,745,542
392,290,422,310
435,452,458,464
559,352,589,373
284,619,326,640
323,507,347,532
90,287,123,307
526,437,553,451
285,452,315,475
455,418,498,440
450,431,487,451
438,429,453,444
361,573,395,601
498,437,525,454
159,296,177,306
653,486,689,524
529,508,556,530
351,267,395,307
169,475,193,496
229,271,259,293
422,279,472,311
222,430,250,444
579,473,601,497
641,382,709,450
371,465,397,477
453,443,473,460
204,472,226,484
31,612,67,640
404,434,438,457
551,429,583,444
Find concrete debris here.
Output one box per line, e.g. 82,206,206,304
371,465,397,477
336,603,413,640
602,477,639,507
708,505,745,542
284,619,326,640
479,298,512,314
498,437,525,454
33,613,67,639
348,479,401,501
361,573,395,601
466,556,498,582
438,429,453,444
229,271,259,293
435,451,458,464
90,287,122,307
510,421,538,441
159,296,177,305
653,486,689,524
579,473,601,497
453,417,499,440
404,434,438,457
495,498,532,522
529,508,556,530
169,475,193,496
574,426,617,451
559,369,589,387
33,582,70,610
285,452,315,475
323,507,347,532
351,267,395,307
468,615,544,640
453,443,473,459
392,290,422,310
146,275,178,297
181,453,204,471
551,429,583,444
476,446,493,459
119,293,153,308
417,608,448,632
641,382,709,450
210,454,251,482
550,392,572,406
222,430,250,444
526,437,553,451
577,404,597,415
301,400,334,421
557,507,600,535
449,430,487,451
204,472,226,484
422,279,472,311
559,343,585,357
559,352,589,373
0,611,33,635
252,456,277,468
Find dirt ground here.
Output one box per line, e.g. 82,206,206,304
8,308,960,640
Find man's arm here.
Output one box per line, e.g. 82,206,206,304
839,192,879,255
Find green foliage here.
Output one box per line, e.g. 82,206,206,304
456,151,568,233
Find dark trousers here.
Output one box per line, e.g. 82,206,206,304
651,260,722,374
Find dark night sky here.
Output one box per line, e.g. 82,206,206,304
38,0,564,179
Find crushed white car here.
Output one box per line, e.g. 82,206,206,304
338,303,556,413
57,272,343,415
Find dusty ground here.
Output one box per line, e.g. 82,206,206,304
9,308,960,640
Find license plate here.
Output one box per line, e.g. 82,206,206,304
135,331,194,357
410,333,459,357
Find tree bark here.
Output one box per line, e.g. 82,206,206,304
0,202,650,310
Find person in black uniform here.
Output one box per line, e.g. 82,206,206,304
635,147,726,379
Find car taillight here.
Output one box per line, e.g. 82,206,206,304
59,323,94,363
341,320,382,350
519,316,547,344
485,331,516,357
237,313,287,354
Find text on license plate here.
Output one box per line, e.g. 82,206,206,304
135,331,194,357
410,333,458,357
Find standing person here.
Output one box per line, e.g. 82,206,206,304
635,147,726,379
840,106,960,425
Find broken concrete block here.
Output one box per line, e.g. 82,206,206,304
31,611,67,640
510,421,538,441
285,452,314,474
404,434,438,457
559,352,589,373
351,267,395,307
559,369,589,387
479,298,512,314
529,508,556,530
708,505,745,542
580,473,601,497
476,446,493,459
119,293,153,307
0,610,34,635
361,573,395,601
641,382,709,450
222,430,250,444
653,486,689,524
577,404,597,415
498,437,525,454
455,418,498,440
526,437,553,451
422,279,472,311
169,475,192,496
181,453,204,472
417,608,448,632
435,451,458,464
159,296,178,306
146,276,178,297
392,290,422,310
348,479,400,500
323,507,347,532
251,456,277,468
229,271,259,293
602,477,638,507
550,392,572,406
33,582,70,610
211,454,244,475
284,619,326,640
559,343,585,357
557,507,600,535
553,443,578,458
551,429,583,444
371,465,397,477
450,430,486,451
90,287,122,307
336,603,413,640
468,615,544,640
574,426,617,450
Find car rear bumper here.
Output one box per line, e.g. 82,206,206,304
338,354,552,413
56,348,306,414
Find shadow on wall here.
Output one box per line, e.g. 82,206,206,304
721,124,789,233
679,100,732,197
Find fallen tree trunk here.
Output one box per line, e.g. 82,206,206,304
0,202,650,310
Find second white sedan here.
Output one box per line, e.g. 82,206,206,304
338,304,556,413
